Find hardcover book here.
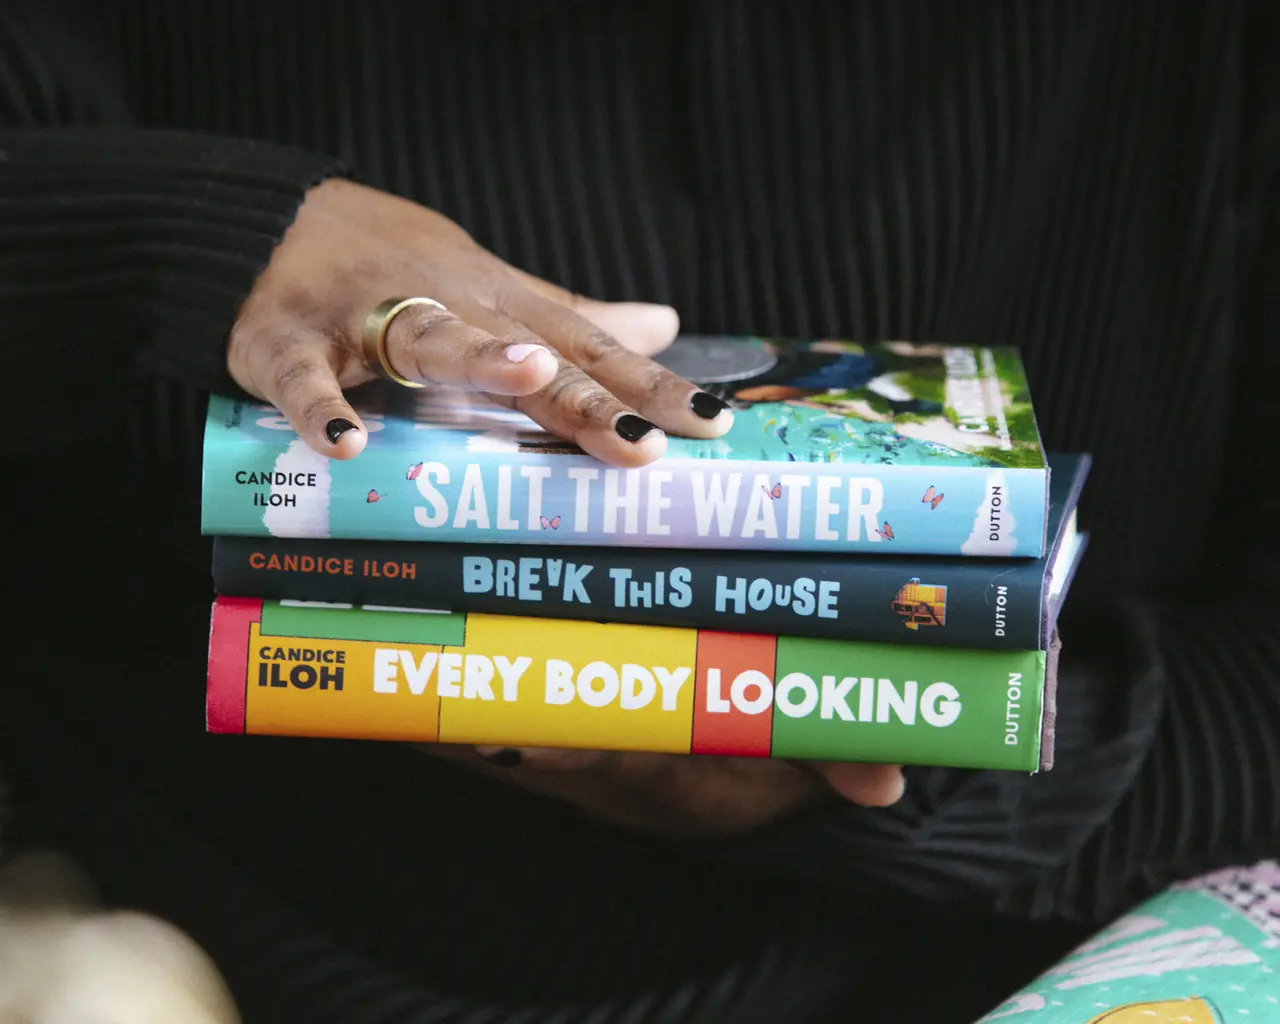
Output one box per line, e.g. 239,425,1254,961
976,861,1280,1022
213,455,1088,650
207,599,1060,771
201,338,1050,556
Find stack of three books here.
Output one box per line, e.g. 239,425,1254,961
202,337,1089,772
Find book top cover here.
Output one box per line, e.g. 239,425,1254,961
976,861,1280,1022
203,338,1050,554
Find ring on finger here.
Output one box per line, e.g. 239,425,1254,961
361,296,449,388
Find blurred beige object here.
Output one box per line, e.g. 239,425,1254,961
0,851,240,1023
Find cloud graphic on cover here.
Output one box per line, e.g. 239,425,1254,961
264,439,331,537
960,470,1018,556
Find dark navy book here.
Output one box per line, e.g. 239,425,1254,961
212,454,1090,652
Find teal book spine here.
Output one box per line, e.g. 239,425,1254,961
201,338,1050,557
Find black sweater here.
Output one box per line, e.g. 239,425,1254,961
2,0,1279,1015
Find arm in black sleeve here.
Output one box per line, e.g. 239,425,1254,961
996,0,1280,921
724,6,1280,923
0,3,348,449
727,422,1279,925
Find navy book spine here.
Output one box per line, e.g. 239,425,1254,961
213,454,1088,651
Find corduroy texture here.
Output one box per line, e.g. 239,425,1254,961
2,1,1278,1020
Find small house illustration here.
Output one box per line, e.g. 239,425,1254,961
890,578,947,630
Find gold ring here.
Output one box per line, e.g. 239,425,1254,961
361,297,449,388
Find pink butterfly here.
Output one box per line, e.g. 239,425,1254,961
407,462,424,480
762,482,783,500
540,515,561,530
922,485,944,510
875,522,895,541
367,489,384,503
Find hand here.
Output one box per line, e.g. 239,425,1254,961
426,745,905,836
227,178,734,467
230,178,903,830
0,852,239,1023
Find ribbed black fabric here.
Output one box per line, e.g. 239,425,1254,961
0,126,345,433
2,0,1278,1020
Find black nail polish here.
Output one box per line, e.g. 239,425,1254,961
690,392,730,419
615,414,659,443
481,748,522,768
325,418,357,444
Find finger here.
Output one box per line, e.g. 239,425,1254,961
242,328,369,459
498,288,733,439
811,762,906,807
521,351,671,467
473,746,616,772
501,265,680,357
382,299,559,394
447,300,665,466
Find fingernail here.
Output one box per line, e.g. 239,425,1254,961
614,414,660,443
325,418,358,444
505,343,548,363
479,748,522,768
690,391,730,419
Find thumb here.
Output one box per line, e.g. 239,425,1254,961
505,265,680,357
812,762,906,807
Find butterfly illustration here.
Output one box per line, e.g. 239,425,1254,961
762,482,783,500
922,485,944,509
367,489,383,503
406,462,424,480
540,515,562,530
875,522,895,541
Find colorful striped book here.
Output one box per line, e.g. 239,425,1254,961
207,598,1061,771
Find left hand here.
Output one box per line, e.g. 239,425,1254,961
424,745,905,836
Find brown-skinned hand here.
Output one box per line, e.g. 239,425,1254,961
226,178,905,835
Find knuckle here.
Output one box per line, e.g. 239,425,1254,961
394,309,457,383
249,332,310,391
554,373,617,421
576,327,622,368
638,362,675,400
469,334,509,363
299,393,340,426
258,331,305,369
271,355,319,400
399,307,456,349
487,271,531,315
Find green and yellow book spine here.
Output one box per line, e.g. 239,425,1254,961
207,597,1054,771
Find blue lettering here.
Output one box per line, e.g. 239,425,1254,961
609,568,631,606
715,575,747,614
518,558,543,601
462,557,493,594
562,563,592,604
669,568,693,608
496,559,516,598
818,581,840,618
793,577,815,616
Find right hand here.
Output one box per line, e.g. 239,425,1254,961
227,178,734,467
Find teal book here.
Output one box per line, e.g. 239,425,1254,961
977,861,1280,1022
201,337,1050,556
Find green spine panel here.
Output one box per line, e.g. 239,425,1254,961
260,601,467,645
769,638,1044,770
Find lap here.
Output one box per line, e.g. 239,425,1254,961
3,477,1089,1021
